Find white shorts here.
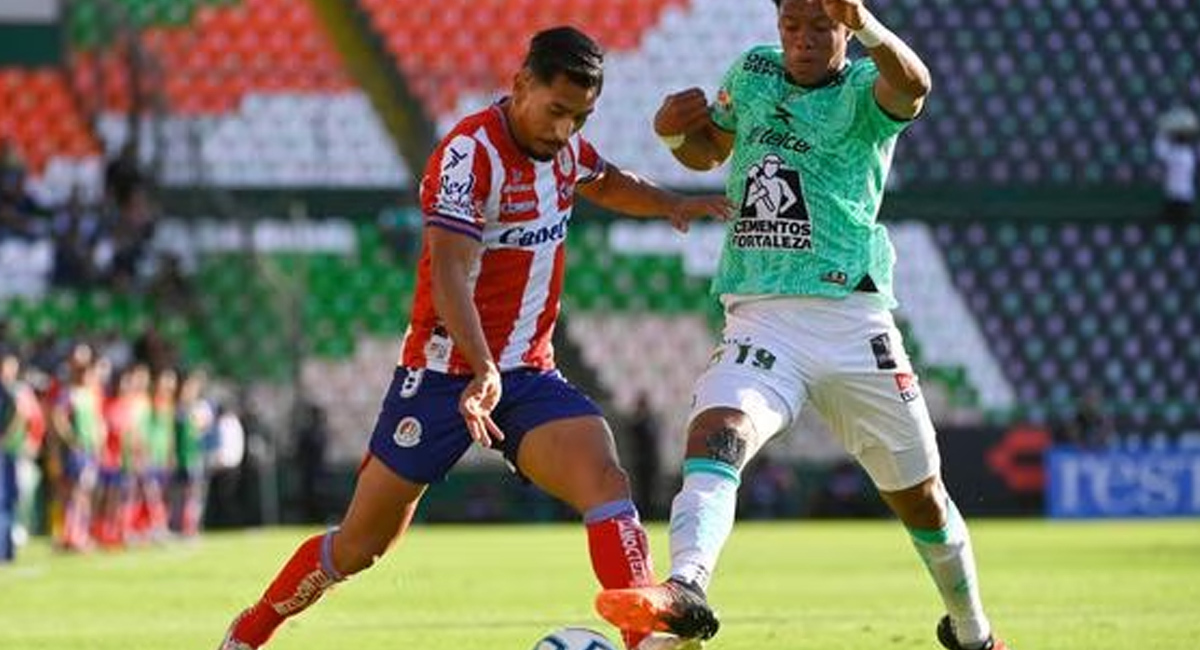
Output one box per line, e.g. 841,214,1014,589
689,294,940,491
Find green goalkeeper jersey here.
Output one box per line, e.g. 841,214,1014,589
709,46,912,307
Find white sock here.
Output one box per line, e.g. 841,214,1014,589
668,459,740,592
909,499,991,648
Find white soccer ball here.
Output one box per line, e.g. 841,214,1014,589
531,626,618,650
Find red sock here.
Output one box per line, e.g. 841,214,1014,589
586,500,655,649
229,531,342,647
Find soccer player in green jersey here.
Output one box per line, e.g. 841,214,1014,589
596,2,1010,650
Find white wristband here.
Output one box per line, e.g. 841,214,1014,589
853,12,891,49
658,132,686,151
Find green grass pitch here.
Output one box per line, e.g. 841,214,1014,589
1,519,1198,649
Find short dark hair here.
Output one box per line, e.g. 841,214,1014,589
523,26,604,91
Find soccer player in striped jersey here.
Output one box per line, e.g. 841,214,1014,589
596,1,1010,649
218,26,731,650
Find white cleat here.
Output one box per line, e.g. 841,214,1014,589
218,621,255,650
637,632,704,650
218,635,254,650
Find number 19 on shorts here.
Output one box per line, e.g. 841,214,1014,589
710,340,777,372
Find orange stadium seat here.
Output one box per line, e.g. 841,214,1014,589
75,0,349,116
359,0,681,117
0,68,100,175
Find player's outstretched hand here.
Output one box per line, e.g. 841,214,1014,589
667,194,734,233
460,361,505,447
821,0,867,30
655,88,713,137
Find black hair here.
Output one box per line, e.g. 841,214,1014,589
523,26,604,91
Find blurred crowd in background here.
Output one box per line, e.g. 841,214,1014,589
0,329,259,563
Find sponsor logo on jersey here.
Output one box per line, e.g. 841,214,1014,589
747,125,812,154
894,372,920,403
393,416,423,448
432,138,479,220
733,154,812,251
821,270,848,286
498,215,570,248
742,52,784,77
445,145,469,169
500,199,539,216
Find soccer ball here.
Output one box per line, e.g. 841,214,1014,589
531,626,618,650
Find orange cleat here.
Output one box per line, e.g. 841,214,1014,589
595,578,720,641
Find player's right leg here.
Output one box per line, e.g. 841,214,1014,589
596,324,800,642
218,456,425,649
220,366,471,649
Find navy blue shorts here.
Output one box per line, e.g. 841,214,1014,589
368,367,603,484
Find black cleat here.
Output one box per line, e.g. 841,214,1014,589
937,615,1010,650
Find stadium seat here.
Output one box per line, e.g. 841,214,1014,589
938,220,1200,427
0,68,101,185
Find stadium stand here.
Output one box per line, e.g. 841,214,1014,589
935,220,1200,429
9,0,1198,194
2,0,1198,527
66,0,407,191
0,67,100,182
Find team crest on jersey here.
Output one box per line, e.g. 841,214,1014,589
894,373,920,403
555,147,575,178
393,416,423,448
716,88,732,111
732,154,811,251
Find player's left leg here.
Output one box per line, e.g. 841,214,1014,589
810,313,1006,650
498,370,656,649
220,365,469,649
515,414,656,650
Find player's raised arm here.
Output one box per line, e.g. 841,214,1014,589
575,160,732,233
653,88,736,171
823,0,931,119
426,228,504,446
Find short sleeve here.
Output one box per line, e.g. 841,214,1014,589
849,59,912,142
420,134,492,240
574,134,607,184
709,51,748,133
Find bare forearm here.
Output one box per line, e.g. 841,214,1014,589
431,265,494,374
861,10,931,99
868,39,931,98
673,124,730,171
582,166,680,218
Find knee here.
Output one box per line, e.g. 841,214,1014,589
590,459,633,504
564,456,634,514
331,531,387,576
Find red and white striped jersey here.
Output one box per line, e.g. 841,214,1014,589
400,102,606,375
